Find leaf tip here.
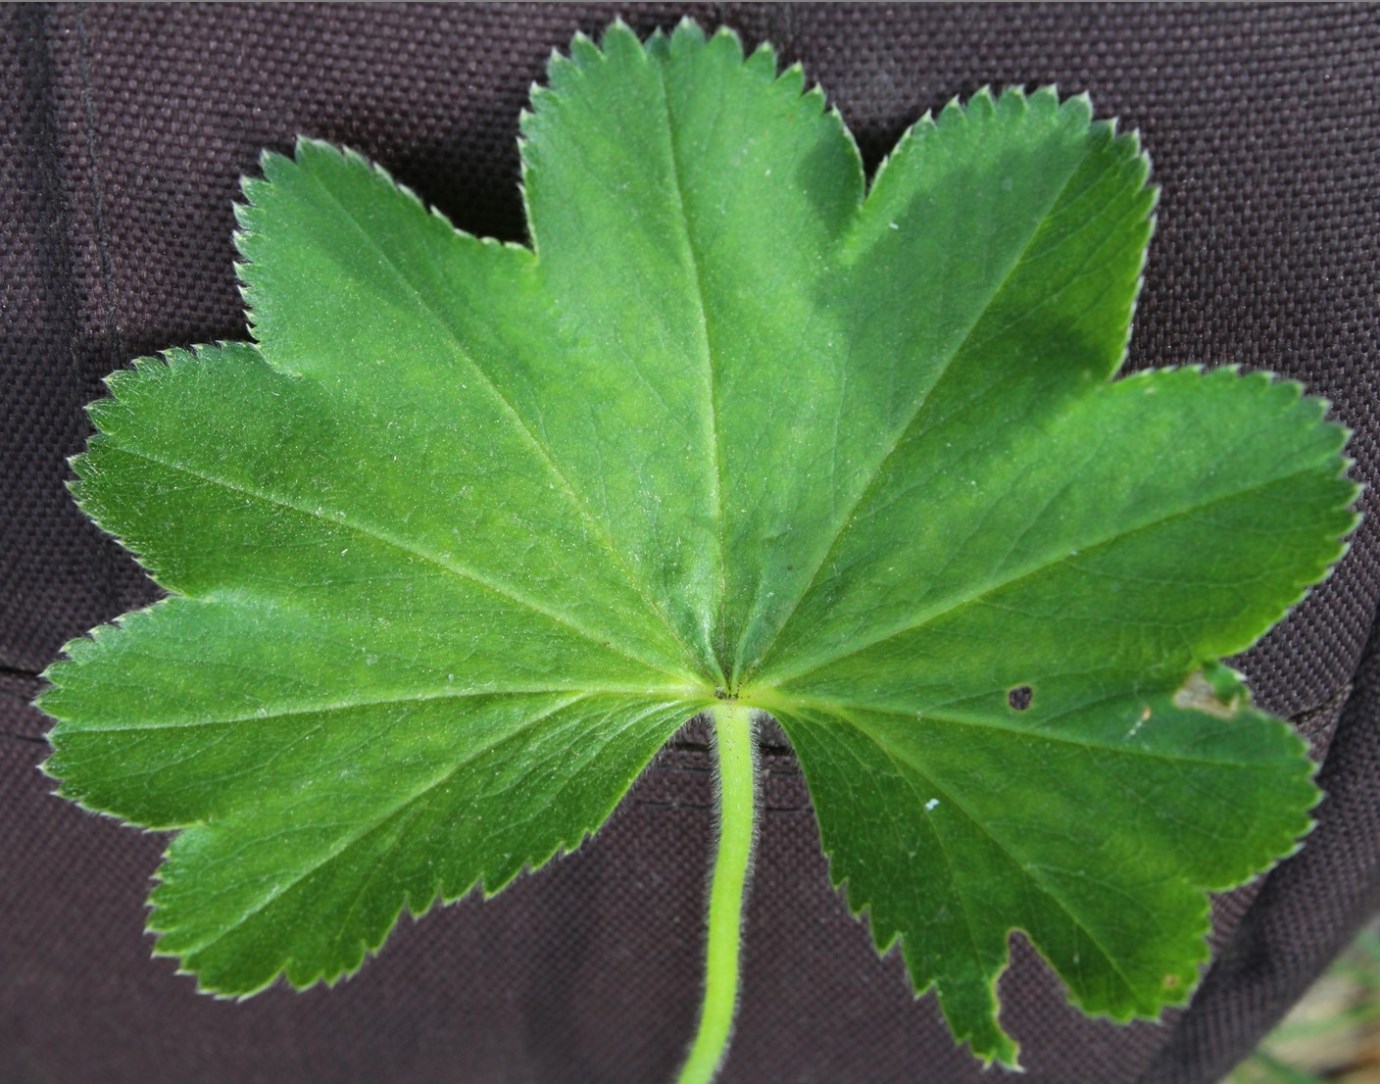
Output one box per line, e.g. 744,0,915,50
749,38,780,73
568,28,602,63
1060,85,1094,116
672,15,710,46
604,19,655,66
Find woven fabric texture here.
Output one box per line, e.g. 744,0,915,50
3,4,1378,1081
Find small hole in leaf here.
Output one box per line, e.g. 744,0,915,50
1007,685,1033,711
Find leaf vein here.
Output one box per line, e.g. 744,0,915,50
823,706,1145,1000
743,143,1098,682
299,163,705,679
79,685,701,733
168,693,591,957
772,465,1324,684
651,59,729,685
117,444,679,679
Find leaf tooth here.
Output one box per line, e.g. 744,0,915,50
798,81,832,117
1054,84,1093,121
519,83,567,148
259,142,298,186
698,18,732,47
231,260,253,302
642,22,668,50
233,190,265,236
943,86,985,125
827,846,1022,1068
996,83,1035,121
774,59,805,97
256,143,285,173
747,40,778,77
568,29,603,67
863,108,936,197
602,16,650,54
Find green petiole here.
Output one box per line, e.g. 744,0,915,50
676,702,759,1084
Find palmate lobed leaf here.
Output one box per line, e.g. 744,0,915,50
39,19,1358,1067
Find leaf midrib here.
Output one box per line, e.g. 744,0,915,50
770,693,1289,771
820,716,992,1001
800,703,1147,1003
162,694,684,963
115,443,683,681
739,133,1099,685
764,463,1325,687
651,57,729,687
297,161,707,681
161,692,587,960
61,683,705,733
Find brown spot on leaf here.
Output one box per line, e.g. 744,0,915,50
1172,670,1242,720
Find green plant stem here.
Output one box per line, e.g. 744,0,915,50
677,703,759,1084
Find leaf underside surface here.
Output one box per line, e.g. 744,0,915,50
41,21,1357,1066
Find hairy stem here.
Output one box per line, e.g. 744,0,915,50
677,703,759,1084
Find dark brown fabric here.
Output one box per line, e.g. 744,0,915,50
3,4,1378,1081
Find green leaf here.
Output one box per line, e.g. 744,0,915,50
41,19,1356,1068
